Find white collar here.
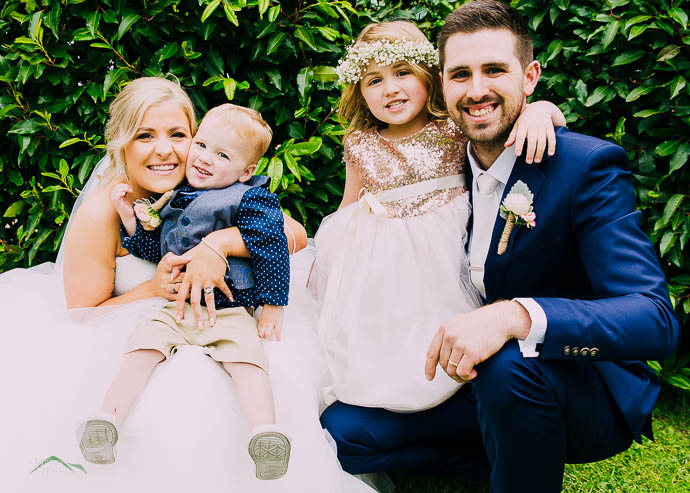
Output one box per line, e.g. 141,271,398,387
466,142,517,187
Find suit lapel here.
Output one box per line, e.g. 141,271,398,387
483,157,545,301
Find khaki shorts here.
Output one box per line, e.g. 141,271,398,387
126,302,268,372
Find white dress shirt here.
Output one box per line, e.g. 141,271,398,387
467,143,546,357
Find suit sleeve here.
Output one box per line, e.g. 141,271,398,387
236,187,290,306
120,221,163,264
535,143,679,361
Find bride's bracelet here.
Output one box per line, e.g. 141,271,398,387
201,237,231,273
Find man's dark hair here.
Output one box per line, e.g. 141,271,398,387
438,0,533,70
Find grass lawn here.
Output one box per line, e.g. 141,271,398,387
390,385,689,492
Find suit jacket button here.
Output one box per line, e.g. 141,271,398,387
571,347,580,357
562,346,571,356
590,347,599,357
580,347,590,357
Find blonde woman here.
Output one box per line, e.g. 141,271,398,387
0,77,374,492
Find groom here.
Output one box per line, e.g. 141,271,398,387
321,1,679,491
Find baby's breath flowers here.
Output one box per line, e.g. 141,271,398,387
336,39,439,85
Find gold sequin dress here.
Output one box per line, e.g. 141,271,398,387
314,119,481,412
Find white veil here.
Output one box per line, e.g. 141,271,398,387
55,154,118,267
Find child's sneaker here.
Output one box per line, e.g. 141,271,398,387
77,413,118,464
248,425,291,480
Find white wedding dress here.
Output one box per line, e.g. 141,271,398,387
0,248,374,492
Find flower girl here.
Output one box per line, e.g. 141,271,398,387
313,20,564,411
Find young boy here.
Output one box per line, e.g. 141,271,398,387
78,104,291,480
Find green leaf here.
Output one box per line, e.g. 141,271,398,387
657,44,680,62
284,152,301,180
669,7,689,29
670,142,690,174
201,0,221,22
266,68,281,90
601,20,619,49
103,68,125,96
59,137,82,148
160,42,178,61
296,67,313,100
223,4,239,27
89,42,111,49
4,200,25,218
625,85,653,102
59,158,69,177
258,0,270,16
611,50,645,66
312,65,338,82
662,194,685,225
670,75,686,100
28,229,52,265
266,31,286,55
8,119,42,135
660,229,676,256
667,374,690,391
655,140,679,157
116,13,140,40
30,455,87,475
632,109,664,118
289,137,322,156
267,156,283,193
268,5,280,22
545,39,564,62
627,24,649,40
256,157,269,175
223,78,237,101
584,86,608,107
294,26,317,51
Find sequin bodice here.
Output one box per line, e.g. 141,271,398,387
344,118,468,218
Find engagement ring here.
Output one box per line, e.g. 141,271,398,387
170,285,176,294
204,287,214,295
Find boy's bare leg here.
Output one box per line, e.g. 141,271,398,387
102,349,166,426
223,361,290,480
222,361,275,428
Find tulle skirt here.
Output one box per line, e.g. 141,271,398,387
0,252,373,492
314,193,481,412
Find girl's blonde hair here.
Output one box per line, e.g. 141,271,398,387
106,77,197,173
338,21,447,137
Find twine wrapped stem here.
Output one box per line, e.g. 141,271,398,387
497,212,515,255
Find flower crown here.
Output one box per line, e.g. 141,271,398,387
336,39,439,85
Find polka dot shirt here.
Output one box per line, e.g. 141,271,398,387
121,184,289,309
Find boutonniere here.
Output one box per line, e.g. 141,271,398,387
497,180,536,255
133,189,174,231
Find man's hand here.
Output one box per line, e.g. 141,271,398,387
425,301,532,382
257,305,284,341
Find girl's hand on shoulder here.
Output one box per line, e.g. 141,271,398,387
505,101,566,164
257,305,284,341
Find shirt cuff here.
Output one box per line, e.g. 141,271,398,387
513,298,547,357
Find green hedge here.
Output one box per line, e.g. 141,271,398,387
0,0,687,390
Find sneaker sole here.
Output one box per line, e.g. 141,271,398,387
79,419,118,464
248,431,291,480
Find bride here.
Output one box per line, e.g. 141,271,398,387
0,77,374,493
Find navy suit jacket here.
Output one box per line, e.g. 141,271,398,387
470,127,679,441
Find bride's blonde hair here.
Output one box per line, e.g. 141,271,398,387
338,21,447,137
105,77,197,176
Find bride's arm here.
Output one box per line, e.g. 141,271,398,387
62,190,182,308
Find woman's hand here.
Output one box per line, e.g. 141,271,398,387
171,235,233,330
504,101,566,164
146,252,190,300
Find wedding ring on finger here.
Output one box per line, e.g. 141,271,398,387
448,360,459,368
170,284,176,294
203,287,214,295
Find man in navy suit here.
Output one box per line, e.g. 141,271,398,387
320,1,679,491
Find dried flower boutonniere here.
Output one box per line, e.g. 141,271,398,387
497,181,536,255
133,189,174,231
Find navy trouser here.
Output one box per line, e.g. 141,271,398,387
321,341,634,493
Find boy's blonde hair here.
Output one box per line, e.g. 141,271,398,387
204,104,273,167
338,21,447,137
106,77,197,172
